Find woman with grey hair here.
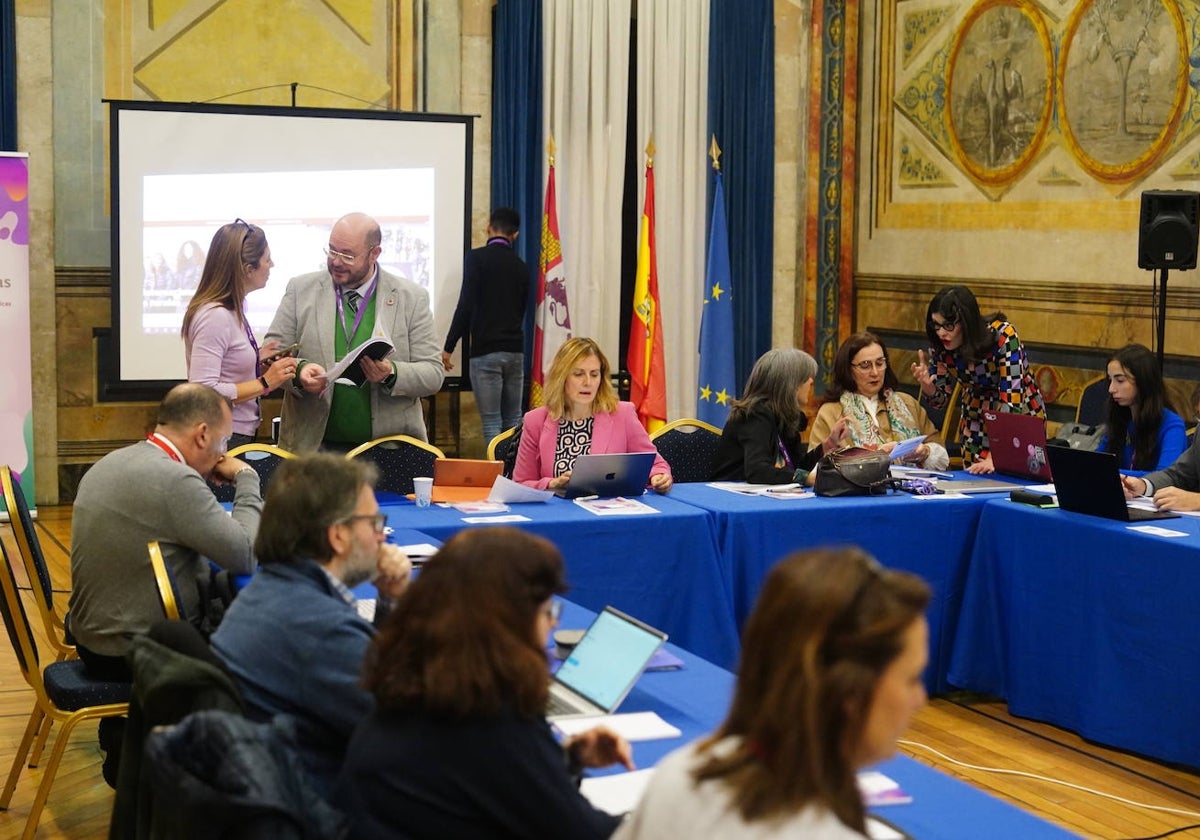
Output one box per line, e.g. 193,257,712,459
709,348,849,485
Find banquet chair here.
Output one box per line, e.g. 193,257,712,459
346,435,445,496
147,541,182,621
209,443,295,503
1075,374,1109,427
0,465,75,661
0,537,130,840
919,382,963,469
649,419,722,483
486,422,523,478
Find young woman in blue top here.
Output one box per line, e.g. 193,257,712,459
1101,343,1186,471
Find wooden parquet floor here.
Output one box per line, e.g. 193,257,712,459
2,508,1200,838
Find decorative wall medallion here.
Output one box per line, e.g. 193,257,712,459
947,0,1054,186
1058,0,1186,183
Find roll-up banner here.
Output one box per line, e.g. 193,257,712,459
0,152,34,521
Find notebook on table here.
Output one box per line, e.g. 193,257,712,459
1046,445,1179,522
547,606,667,720
556,452,657,499
430,458,504,502
984,412,1052,481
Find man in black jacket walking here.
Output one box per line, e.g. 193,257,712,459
442,206,531,444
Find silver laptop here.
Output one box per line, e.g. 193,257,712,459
547,606,667,720
556,452,657,499
929,476,1021,494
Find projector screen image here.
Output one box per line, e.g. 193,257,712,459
110,101,471,389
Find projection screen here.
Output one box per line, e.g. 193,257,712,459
107,100,471,397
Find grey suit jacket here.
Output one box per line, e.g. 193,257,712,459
266,267,445,452
1143,429,1200,493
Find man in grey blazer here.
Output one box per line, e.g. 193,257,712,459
1122,431,1200,511
266,212,444,452
69,383,261,679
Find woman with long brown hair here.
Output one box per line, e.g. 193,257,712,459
617,547,931,839
182,219,296,447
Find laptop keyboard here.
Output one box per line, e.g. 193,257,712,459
546,693,581,717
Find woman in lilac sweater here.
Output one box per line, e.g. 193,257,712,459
182,220,297,446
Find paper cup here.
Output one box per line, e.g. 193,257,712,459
413,476,433,507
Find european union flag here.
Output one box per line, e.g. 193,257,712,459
697,167,736,427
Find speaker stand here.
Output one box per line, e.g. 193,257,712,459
1156,267,1168,373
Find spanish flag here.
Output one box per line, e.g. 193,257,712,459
530,142,572,407
628,147,667,433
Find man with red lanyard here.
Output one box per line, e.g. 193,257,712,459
266,212,444,453
68,383,261,681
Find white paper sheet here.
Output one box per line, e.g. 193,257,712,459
573,496,659,516
707,481,803,495
888,435,928,462
461,514,532,524
1128,524,1190,537
552,711,682,742
396,543,440,557
579,769,656,816
487,475,554,503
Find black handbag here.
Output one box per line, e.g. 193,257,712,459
814,447,892,497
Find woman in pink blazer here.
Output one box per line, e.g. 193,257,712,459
514,337,672,492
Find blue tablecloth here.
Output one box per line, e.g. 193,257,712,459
949,499,1200,769
559,600,1078,839
668,482,999,693
378,494,740,669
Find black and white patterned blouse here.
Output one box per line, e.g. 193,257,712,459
554,417,594,476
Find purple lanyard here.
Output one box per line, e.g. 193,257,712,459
242,316,260,376
335,271,379,344
777,435,794,469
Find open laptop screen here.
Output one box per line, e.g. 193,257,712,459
554,607,666,712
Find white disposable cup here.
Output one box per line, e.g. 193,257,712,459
413,476,433,508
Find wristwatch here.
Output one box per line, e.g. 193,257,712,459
259,375,271,393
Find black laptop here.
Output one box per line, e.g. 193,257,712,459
1045,445,1179,522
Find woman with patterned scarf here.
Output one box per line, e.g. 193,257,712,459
810,332,949,471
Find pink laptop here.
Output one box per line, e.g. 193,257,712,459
984,412,1052,481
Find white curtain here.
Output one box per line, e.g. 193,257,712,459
542,0,631,361
636,0,709,423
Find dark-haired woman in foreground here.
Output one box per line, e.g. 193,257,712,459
911,284,1043,473
615,547,931,839
337,527,629,840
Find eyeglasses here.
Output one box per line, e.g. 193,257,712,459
233,217,253,239
340,512,388,533
929,318,958,334
216,435,231,456
851,358,888,372
324,246,358,266
544,599,563,623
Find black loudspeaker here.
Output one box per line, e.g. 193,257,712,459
1138,190,1200,270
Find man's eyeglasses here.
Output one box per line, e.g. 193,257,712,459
340,512,388,533
544,599,563,623
324,246,358,266
929,318,958,334
851,358,888,372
